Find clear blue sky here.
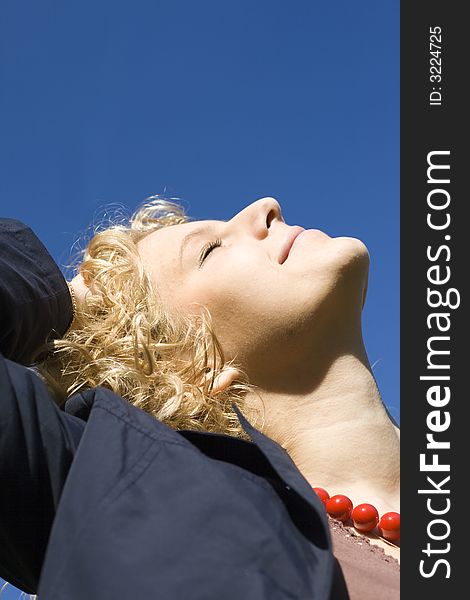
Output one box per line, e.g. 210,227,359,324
1,1,398,596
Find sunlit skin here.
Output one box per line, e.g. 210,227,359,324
71,197,400,560
137,198,370,383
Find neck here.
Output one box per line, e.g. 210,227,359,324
246,335,400,517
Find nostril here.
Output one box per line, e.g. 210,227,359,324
266,208,277,229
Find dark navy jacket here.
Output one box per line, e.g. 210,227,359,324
0,218,349,599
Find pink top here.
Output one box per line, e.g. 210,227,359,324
328,517,400,599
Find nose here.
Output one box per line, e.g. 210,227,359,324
228,197,283,239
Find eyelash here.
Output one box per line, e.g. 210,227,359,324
199,238,223,266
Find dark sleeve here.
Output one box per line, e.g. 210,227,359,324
0,218,85,593
0,218,73,365
0,356,85,594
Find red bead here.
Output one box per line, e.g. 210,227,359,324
313,487,330,506
351,503,379,532
379,512,400,541
326,495,353,522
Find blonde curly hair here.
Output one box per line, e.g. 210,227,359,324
37,196,263,439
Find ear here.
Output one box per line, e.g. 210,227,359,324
207,367,241,395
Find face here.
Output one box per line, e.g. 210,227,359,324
137,197,369,377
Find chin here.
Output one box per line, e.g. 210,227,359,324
333,236,370,266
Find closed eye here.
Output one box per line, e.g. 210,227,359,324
198,238,222,266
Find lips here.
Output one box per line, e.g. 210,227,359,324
279,226,305,264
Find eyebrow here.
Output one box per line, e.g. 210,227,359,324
178,223,214,268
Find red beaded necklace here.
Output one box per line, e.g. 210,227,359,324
313,487,400,543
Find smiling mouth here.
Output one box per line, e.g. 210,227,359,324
279,226,305,264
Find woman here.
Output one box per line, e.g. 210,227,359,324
0,196,399,599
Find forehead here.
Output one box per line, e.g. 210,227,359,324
138,220,194,256
137,219,220,276
137,218,221,254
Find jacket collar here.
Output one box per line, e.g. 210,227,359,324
63,389,328,537
231,402,328,523
64,389,95,420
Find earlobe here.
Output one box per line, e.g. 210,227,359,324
208,367,240,395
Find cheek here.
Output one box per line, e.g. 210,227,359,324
176,249,256,314
175,266,266,357
178,269,246,317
